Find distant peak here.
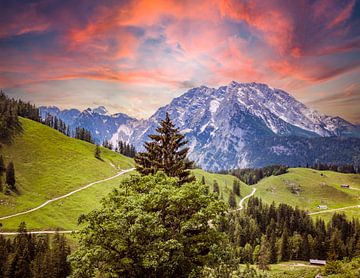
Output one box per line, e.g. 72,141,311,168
86,106,109,115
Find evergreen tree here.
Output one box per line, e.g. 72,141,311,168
257,235,270,270
134,113,195,185
228,192,236,208
201,176,205,185
0,155,5,175
94,145,101,160
232,179,241,196
5,162,15,191
280,228,290,261
213,180,220,195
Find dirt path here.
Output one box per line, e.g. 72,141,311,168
0,168,135,221
237,188,256,211
308,204,360,215
0,230,74,235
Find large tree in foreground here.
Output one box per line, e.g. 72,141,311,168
135,113,195,185
69,173,227,277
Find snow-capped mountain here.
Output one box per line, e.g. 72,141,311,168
39,106,136,144
111,81,360,170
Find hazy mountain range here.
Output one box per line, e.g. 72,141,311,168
40,81,360,171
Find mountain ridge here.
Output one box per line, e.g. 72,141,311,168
40,82,360,170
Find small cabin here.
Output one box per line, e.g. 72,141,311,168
341,184,350,188
310,259,326,266
317,205,328,210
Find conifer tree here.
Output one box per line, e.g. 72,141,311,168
95,145,101,160
280,228,290,261
5,162,15,191
134,113,195,185
213,180,220,194
257,235,270,270
232,179,240,196
228,192,236,208
0,155,5,175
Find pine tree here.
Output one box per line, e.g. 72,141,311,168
257,235,270,270
228,192,236,208
232,179,240,196
280,228,290,261
5,162,15,191
213,180,220,195
134,113,195,185
0,155,5,176
95,145,101,160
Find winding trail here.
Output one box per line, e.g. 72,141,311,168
308,204,360,215
237,188,257,211
0,168,135,221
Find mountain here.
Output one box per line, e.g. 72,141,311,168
39,106,137,144
111,81,360,171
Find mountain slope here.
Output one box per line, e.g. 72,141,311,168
111,82,360,171
39,106,137,144
0,117,134,218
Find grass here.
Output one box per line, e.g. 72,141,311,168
0,117,134,218
253,168,360,219
0,172,133,231
192,168,253,205
266,261,321,278
0,118,244,231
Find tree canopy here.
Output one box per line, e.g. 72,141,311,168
69,173,227,277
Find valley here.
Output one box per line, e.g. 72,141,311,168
1,118,358,233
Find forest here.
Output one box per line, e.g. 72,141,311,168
0,223,71,277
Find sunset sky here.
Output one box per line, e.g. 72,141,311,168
1,0,359,122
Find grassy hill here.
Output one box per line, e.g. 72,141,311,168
253,168,360,220
0,118,134,221
192,168,252,205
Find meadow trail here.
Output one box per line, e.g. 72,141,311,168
0,168,135,221
237,188,257,211
308,204,360,215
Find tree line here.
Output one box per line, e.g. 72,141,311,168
102,140,137,158
42,115,70,137
0,91,39,144
231,165,288,185
0,222,71,278
42,114,94,144
309,162,359,174
222,197,360,269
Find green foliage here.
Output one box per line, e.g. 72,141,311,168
0,155,5,175
232,165,288,185
5,162,15,190
69,173,228,277
232,179,241,196
117,140,136,158
94,145,101,159
0,222,71,277
201,263,269,278
213,180,220,194
135,113,195,185
224,197,360,265
228,192,236,208
74,127,93,143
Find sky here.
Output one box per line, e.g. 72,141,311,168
0,0,359,123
